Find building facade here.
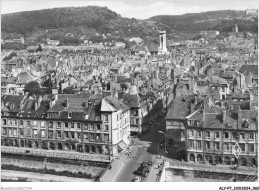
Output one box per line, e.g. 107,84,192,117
1,93,130,162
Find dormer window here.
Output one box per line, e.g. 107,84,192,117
68,112,72,118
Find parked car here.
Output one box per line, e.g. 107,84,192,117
134,176,141,182
141,166,149,177
147,161,153,166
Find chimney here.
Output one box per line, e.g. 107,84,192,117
130,84,138,95
222,109,227,124
65,97,69,108
114,91,118,98
84,99,89,109
238,106,241,120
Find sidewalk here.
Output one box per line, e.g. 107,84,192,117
100,159,124,182
167,159,258,175
1,170,90,182
147,157,163,182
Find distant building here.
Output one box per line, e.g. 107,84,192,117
245,9,258,17
159,31,167,53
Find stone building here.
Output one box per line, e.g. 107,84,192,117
1,93,130,162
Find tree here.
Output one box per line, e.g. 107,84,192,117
24,81,41,96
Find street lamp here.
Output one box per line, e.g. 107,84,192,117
158,131,167,161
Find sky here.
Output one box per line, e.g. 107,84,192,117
1,0,259,19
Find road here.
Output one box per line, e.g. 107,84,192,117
100,116,166,182
115,146,154,182
113,117,166,182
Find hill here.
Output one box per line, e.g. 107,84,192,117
148,10,257,32
1,7,258,49
1,6,119,35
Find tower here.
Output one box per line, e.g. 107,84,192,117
159,30,167,53
235,24,238,33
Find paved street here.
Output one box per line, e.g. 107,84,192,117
101,116,167,182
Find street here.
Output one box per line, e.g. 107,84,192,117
101,117,166,182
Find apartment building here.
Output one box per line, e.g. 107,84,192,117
186,99,258,167
1,93,130,161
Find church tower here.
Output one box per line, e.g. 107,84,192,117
159,31,167,53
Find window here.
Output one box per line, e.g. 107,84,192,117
33,130,38,137
33,121,36,125
104,134,109,141
57,131,61,138
104,115,108,122
41,130,45,137
13,129,17,136
65,122,68,128
215,142,220,150
49,121,53,127
84,134,88,140
205,141,210,149
239,143,245,152
48,131,53,139
249,144,254,152
41,121,45,127
206,131,210,138
90,124,94,130
2,119,7,125
3,128,7,135
19,129,24,136
27,121,31,126
181,130,184,136
197,131,201,137
84,124,88,130
90,134,94,141
9,119,12,125
215,132,220,139
188,140,194,148
20,120,23,126
222,87,225,92
249,133,254,140
189,130,194,137
136,118,139,124
224,143,229,150
96,124,101,131
57,122,61,128
68,112,72,118
232,132,237,139
96,134,100,141
70,132,75,139
240,133,245,140
77,133,81,139
197,141,202,149
64,131,69,138
224,132,229,139
71,122,74,128
104,125,109,131
77,123,80,129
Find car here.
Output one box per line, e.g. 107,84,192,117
147,161,153,166
134,176,141,182
141,162,148,167
141,166,149,177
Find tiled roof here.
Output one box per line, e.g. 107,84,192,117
104,96,129,112
118,93,140,108
186,109,203,121
239,65,258,76
203,113,223,129
166,95,195,120
1,95,24,113
6,77,17,84
17,72,34,84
